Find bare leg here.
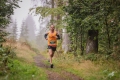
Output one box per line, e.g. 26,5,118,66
48,49,55,64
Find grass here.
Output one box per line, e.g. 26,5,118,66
3,41,37,63
2,40,120,80
24,47,120,80
51,53,120,80
0,59,47,80
0,41,48,80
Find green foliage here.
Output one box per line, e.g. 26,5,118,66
64,0,120,55
0,45,16,75
5,59,47,80
0,0,20,77
0,42,46,80
30,0,66,29
84,53,98,61
83,53,120,62
32,0,120,56
33,6,64,17
101,69,120,80
0,0,20,43
53,51,120,80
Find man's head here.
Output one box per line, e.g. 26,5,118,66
50,25,55,31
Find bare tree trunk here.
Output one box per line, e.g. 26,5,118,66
86,30,98,54
51,0,54,24
62,29,70,53
56,0,70,53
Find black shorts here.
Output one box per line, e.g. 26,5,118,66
48,46,56,51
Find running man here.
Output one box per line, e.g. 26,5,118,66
44,25,60,68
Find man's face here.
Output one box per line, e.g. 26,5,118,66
50,25,55,31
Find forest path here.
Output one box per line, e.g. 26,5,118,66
34,54,82,80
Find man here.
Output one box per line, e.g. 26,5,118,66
44,25,60,68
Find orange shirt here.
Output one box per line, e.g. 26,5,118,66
48,31,57,47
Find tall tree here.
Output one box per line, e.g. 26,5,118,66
5,17,14,39
51,0,54,24
20,20,28,42
11,20,18,41
0,0,19,74
36,27,48,50
86,30,98,53
32,0,120,55
0,0,19,43
25,15,36,42
64,0,120,55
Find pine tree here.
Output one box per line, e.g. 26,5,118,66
0,0,19,43
64,0,120,55
11,20,18,41
0,0,19,74
20,20,28,42
36,27,48,50
25,15,36,42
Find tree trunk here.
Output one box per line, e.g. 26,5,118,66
62,29,70,53
86,30,98,54
51,0,54,24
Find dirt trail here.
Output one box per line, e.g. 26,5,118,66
34,54,82,80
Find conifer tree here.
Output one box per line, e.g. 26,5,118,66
20,20,28,42
11,20,18,41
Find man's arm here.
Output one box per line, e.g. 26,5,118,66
44,33,48,40
56,33,60,40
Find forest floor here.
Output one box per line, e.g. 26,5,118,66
34,54,82,80
3,40,83,80
3,40,120,80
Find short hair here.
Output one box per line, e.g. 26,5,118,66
50,24,54,27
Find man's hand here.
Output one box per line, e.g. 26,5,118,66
56,34,60,40
44,33,48,40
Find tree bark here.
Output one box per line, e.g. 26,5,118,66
62,29,70,53
86,30,98,54
51,0,54,24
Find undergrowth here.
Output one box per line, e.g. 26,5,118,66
0,41,47,80
4,59,47,80
53,52,120,80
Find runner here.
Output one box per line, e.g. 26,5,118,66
44,25,60,68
